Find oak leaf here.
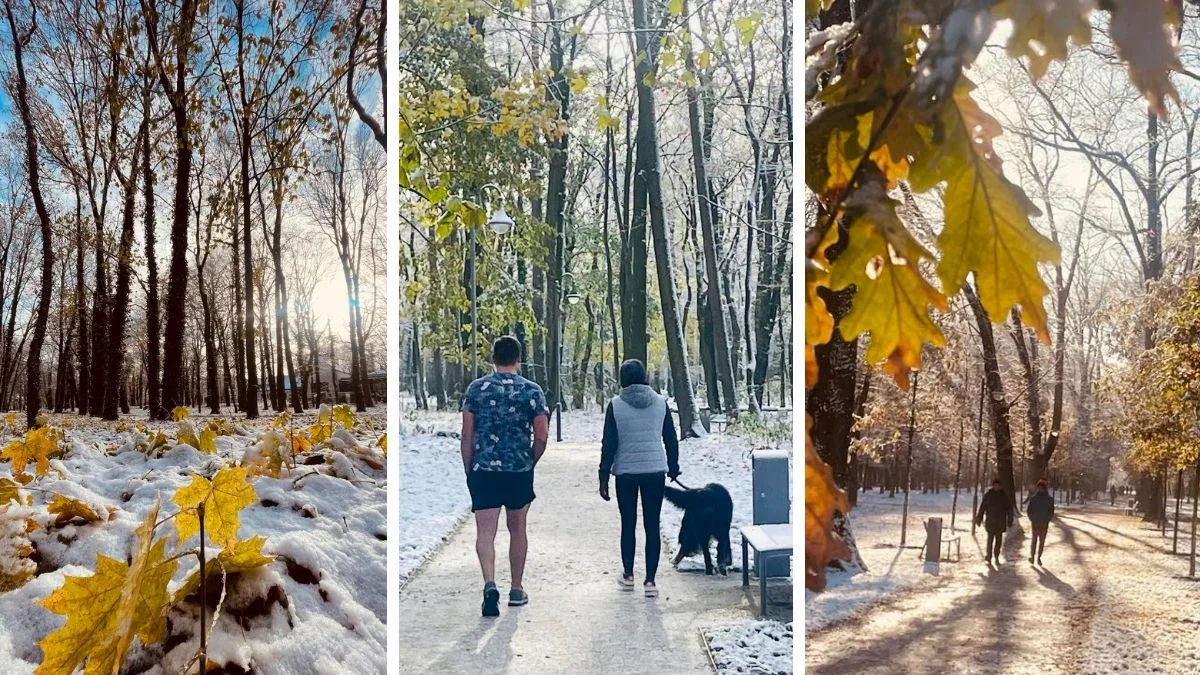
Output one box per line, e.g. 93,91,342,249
805,415,851,592
829,179,947,388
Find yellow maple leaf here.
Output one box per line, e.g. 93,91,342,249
2,426,63,477
47,495,101,527
272,411,293,429
0,477,20,505
331,404,357,430
173,535,275,604
37,502,177,675
173,467,257,547
805,415,851,592
198,428,217,455
378,434,387,454
171,406,190,421
830,180,947,387
177,421,201,450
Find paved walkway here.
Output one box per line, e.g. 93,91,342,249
397,442,765,674
806,504,1200,673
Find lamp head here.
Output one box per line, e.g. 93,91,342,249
488,205,515,235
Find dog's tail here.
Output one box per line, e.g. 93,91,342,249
664,485,702,510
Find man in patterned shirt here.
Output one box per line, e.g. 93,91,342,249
461,335,549,617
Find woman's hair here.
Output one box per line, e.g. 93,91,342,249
1036,479,1048,489
619,359,649,388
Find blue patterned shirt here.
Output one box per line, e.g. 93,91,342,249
462,372,549,472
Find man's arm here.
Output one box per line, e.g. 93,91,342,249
461,411,475,474
532,413,549,466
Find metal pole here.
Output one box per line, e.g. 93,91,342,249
951,413,964,531
971,374,984,536
900,371,919,546
470,226,478,380
1173,468,1183,553
556,279,565,442
1189,460,1198,577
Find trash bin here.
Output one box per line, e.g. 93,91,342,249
752,449,790,578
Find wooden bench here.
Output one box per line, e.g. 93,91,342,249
740,523,792,616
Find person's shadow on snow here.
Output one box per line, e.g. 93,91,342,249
1033,566,1074,597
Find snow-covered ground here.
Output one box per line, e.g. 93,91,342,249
397,426,468,588
398,398,796,673
0,408,387,674
807,490,1200,673
704,619,793,675
805,488,976,632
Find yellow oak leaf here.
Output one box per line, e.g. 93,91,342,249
830,180,947,388
37,502,177,675
1110,0,1180,117
2,426,63,477
47,495,101,527
909,84,1059,343
805,414,851,592
805,224,839,388
173,467,257,547
173,536,275,604
998,0,1094,80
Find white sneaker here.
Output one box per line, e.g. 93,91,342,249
618,573,635,591
644,582,658,598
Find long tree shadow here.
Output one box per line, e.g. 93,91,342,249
810,528,1027,674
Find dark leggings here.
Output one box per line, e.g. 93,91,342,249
616,472,665,583
987,531,1003,560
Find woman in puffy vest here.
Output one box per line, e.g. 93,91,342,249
598,359,680,597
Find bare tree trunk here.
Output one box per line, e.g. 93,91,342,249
7,2,54,428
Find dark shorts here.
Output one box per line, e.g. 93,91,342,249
467,470,535,512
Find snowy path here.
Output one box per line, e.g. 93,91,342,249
806,504,1200,674
397,441,764,674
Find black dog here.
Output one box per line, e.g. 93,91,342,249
663,482,733,575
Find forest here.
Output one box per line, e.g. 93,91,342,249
399,0,794,435
0,0,389,672
0,0,387,429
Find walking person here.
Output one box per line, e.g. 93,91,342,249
1028,479,1055,565
598,359,680,598
461,336,550,617
975,478,1013,566
1110,484,1118,506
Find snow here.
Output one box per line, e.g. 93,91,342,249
0,408,387,674
805,488,975,632
704,619,793,675
397,423,469,588
399,399,796,672
807,490,1200,673
663,430,792,573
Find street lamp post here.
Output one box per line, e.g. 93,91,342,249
470,184,515,381
555,271,581,442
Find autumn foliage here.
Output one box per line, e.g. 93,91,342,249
805,0,1182,589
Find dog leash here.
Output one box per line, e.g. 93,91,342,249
670,476,693,490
